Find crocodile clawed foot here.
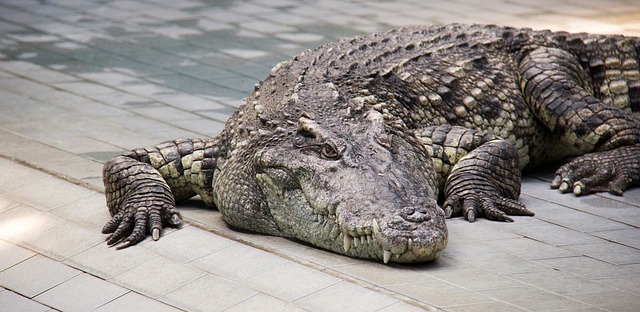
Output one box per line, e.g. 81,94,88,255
551,145,640,196
102,201,182,249
443,194,533,223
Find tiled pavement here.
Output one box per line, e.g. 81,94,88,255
0,0,639,311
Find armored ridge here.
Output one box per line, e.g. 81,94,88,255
101,24,640,263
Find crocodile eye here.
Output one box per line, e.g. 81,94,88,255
321,141,340,159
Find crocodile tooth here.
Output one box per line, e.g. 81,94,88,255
367,235,373,244
383,250,392,264
407,238,413,251
353,235,359,248
360,236,366,245
343,233,353,252
372,219,380,235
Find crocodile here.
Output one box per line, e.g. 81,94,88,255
102,24,640,263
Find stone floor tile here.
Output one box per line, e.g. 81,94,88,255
128,105,202,123
168,118,225,136
0,239,35,271
0,255,80,298
93,291,182,312
567,290,640,312
443,301,528,312
19,219,104,261
223,228,308,253
276,242,366,268
447,246,552,275
478,286,589,310
225,293,305,312
154,93,232,111
49,192,110,231
0,196,19,214
595,275,640,295
110,255,204,298
12,68,79,83
140,225,234,263
537,206,630,233
197,8,254,23
387,279,494,308
444,218,523,241
40,157,105,188
209,75,259,93
507,270,616,295
87,92,153,108
52,81,117,96
375,300,436,312
115,82,175,98
294,280,399,312
535,256,640,279
220,48,270,60
1,174,93,212
0,60,44,73
0,288,51,312
65,244,158,280
0,158,50,195
244,261,341,302
427,267,525,291
0,205,65,244
160,274,257,312
506,218,605,246
572,189,640,210
34,273,128,312
436,234,500,259
564,242,640,265
331,261,434,286
480,237,578,260
571,196,640,226
190,243,286,281
274,32,325,43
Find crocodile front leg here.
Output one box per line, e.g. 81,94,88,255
519,46,640,195
102,137,223,249
415,125,534,222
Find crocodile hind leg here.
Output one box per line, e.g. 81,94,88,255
102,137,222,249
415,125,534,222
519,46,640,195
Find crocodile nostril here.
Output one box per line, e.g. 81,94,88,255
401,207,431,222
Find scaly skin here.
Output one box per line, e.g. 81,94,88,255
102,24,640,263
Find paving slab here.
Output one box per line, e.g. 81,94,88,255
93,291,181,312
109,255,205,298
33,273,128,312
0,287,51,312
0,254,80,298
159,274,258,312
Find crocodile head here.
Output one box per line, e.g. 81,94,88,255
254,109,447,263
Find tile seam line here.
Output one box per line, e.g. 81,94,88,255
0,153,104,193
0,287,58,311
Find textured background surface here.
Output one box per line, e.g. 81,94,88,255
0,0,639,311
